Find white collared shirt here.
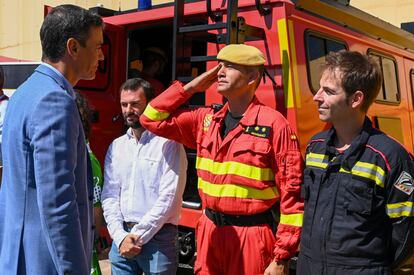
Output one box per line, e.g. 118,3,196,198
101,128,187,247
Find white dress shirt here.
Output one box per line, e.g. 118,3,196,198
0,96,8,165
101,128,187,247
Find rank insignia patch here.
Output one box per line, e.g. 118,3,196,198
203,114,213,132
394,171,414,195
245,125,271,138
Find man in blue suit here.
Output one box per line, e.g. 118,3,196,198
0,5,104,274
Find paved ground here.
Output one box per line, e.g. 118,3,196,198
99,259,194,275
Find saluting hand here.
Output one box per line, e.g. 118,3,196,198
119,234,142,259
183,64,222,94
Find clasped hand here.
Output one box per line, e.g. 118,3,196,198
119,233,142,259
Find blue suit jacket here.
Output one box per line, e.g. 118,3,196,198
0,64,93,275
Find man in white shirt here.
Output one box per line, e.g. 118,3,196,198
101,78,187,274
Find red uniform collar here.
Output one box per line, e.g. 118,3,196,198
212,96,262,126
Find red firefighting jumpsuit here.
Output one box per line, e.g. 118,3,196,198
140,82,304,274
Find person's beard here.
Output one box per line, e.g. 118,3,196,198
123,113,142,129
130,119,142,129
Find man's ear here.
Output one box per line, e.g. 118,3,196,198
67,38,79,58
351,90,364,109
248,70,259,86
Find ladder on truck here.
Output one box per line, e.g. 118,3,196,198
172,0,271,83
172,0,271,211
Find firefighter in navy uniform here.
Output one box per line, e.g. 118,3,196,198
297,50,414,275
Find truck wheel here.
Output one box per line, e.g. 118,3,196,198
178,226,196,266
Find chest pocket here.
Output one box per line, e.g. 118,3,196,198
229,141,271,176
137,156,161,192
199,136,213,158
200,135,213,148
343,175,374,215
232,140,271,157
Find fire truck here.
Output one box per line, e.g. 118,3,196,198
2,0,414,269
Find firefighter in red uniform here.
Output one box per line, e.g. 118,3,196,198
140,44,304,275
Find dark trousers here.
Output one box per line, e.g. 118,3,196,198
297,254,392,275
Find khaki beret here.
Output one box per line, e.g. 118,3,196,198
217,44,265,66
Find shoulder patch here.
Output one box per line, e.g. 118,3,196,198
245,125,271,138
394,171,414,195
203,114,213,132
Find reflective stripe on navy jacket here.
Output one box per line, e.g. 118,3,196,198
300,117,414,267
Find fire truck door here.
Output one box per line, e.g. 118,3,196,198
76,21,127,165
404,58,414,153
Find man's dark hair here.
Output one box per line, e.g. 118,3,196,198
75,92,92,139
253,65,265,90
120,78,155,102
323,50,382,112
40,4,103,63
0,65,4,90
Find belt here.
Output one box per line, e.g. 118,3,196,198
123,222,176,230
205,208,274,227
123,222,138,229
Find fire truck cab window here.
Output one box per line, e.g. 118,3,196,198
1,63,39,96
127,27,172,91
368,52,400,103
374,116,404,144
305,32,347,94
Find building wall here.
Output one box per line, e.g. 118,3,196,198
0,0,412,61
0,0,169,61
352,0,414,28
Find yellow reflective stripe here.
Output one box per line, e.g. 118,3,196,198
355,162,385,177
306,152,328,162
352,162,385,188
280,213,303,227
306,152,328,169
288,20,301,108
143,104,170,121
307,161,328,169
277,19,295,108
196,157,275,181
339,162,385,188
198,178,278,200
351,170,384,188
387,201,414,218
